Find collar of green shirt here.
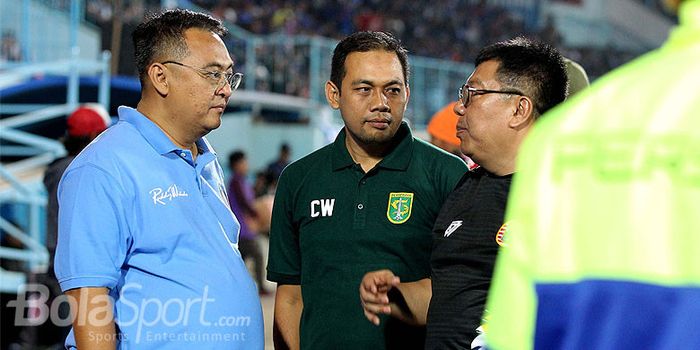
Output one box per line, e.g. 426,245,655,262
331,121,414,172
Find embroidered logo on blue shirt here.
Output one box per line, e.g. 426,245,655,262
149,184,189,205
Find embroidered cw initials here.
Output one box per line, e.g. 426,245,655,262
310,199,335,217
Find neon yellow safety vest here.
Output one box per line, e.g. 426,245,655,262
485,1,700,349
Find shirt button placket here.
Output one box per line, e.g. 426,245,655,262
354,176,368,228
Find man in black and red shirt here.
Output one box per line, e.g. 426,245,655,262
360,37,569,349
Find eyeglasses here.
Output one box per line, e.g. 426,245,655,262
458,83,525,107
162,61,243,91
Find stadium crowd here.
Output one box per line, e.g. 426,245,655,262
77,0,656,97
190,0,646,77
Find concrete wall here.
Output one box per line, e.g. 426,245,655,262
206,112,342,175
546,0,673,50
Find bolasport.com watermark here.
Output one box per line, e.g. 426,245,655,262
6,283,253,344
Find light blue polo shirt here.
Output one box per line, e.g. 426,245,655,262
55,106,263,349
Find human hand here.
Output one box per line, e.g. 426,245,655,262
359,269,401,326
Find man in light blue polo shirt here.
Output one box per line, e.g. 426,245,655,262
54,9,263,349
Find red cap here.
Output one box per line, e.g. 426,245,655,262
67,104,110,137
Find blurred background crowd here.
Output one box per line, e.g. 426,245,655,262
2,0,669,94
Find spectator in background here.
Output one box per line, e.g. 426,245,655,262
252,170,276,236
228,150,267,295
266,142,291,180
485,0,700,348
253,170,275,198
426,102,462,156
1,30,22,62
426,102,479,170
252,170,277,239
17,104,110,349
45,104,111,267
563,57,590,97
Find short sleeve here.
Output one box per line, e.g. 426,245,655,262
436,154,468,198
266,171,301,285
54,164,131,292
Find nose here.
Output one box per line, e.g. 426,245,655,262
216,81,233,99
370,88,390,112
453,100,466,117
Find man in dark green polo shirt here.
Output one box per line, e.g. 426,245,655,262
267,31,466,349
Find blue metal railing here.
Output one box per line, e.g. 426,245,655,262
1,0,100,64
1,47,111,293
1,0,103,292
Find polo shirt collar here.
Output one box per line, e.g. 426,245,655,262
331,121,414,171
117,106,215,157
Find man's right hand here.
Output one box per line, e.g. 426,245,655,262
274,284,303,350
359,269,401,325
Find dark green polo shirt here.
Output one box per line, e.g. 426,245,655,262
267,122,466,350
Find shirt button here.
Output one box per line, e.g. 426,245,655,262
360,180,367,185
180,152,187,158
357,203,364,210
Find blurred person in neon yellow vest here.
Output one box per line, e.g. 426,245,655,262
485,0,700,349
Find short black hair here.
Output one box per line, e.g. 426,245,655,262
132,9,228,84
228,150,246,167
475,36,568,116
330,31,410,92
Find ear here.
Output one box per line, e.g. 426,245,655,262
147,63,169,96
405,83,411,104
325,81,340,110
509,96,535,129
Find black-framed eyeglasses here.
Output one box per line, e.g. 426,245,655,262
458,83,525,107
162,61,243,91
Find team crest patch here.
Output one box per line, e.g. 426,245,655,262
495,222,509,247
387,192,414,224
